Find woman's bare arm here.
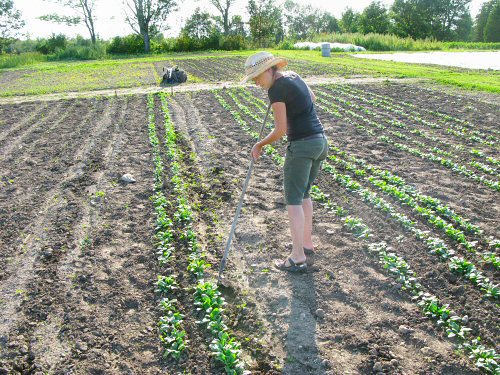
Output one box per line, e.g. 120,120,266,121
252,102,287,160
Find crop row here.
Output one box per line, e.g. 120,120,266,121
333,84,500,171
326,148,499,269
321,160,499,299
220,88,499,295
342,83,500,140
315,87,499,178
147,93,188,360
228,89,500,256
315,86,499,176
157,92,245,374
326,84,498,148
235,86,499,191
210,89,500,374
213,89,284,165
310,187,499,375
313,91,500,191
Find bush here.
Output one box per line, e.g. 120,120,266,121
151,37,175,53
51,42,107,60
284,32,500,51
0,52,48,69
173,35,198,52
276,40,297,50
35,33,67,55
219,35,246,50
173,33,221,52
107,34,145,54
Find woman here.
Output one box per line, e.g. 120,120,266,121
241,52,328,272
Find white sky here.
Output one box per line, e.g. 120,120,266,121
15,0,487,40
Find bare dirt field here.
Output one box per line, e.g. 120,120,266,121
0,78,498,374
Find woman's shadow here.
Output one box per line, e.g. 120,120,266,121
283,269,325,374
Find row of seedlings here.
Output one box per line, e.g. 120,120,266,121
158,92,245,375
313,90,500,191
320,160,499,299
309,187,500,374
230,87,500,268
326,146,500,270
340,83,500,145
325,84,498,149
146,93,188,360
329,84,500,175
220,87,499,299
315,87,499,178
210,88,500,374
315,86,499,176
237,90,498,187
214,89,284,165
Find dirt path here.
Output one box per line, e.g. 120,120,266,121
0,77,426,104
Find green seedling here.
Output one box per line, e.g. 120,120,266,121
155,275,178,294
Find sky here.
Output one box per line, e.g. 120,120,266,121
15,0,487,40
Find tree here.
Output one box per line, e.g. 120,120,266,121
484,1,500,41
390,0,433,39
227,15,246,37
473,0,495,41
340,7,360,33
181,7,216,39
430,0,472,41
358,1,390,34
283,1,340,39
124,0,177,53
454,11,473,40
247,0,283,47
390,0,472,41
39,0,98,44
0,0,25,52
208,0,236,35
318,13,341,34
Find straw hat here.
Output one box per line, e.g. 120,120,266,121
240,52,288,83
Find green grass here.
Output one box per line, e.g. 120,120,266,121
0,52,48,69
0,49,498,96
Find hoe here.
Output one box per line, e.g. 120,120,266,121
217,103,272,284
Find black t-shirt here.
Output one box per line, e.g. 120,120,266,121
268,72,323,141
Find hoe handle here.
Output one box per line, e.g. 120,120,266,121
217,103,272,284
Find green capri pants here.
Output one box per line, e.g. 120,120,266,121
283,135,328,205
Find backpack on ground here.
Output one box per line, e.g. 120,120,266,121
162,66,188,84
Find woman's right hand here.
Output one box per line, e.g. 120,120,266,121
251,142,263,161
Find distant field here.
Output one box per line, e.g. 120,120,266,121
0,50,499,97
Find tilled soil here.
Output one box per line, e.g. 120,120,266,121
0,95,162,373
0,80,498,374
163,82,497,374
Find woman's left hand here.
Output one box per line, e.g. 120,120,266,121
251,142,263,161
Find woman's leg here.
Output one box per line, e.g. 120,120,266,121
287,204,307,264
302,138,328,252
302,198,314,250
281,138,327,266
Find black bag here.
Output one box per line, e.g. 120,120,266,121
162,66,188,84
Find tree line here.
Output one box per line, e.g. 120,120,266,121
1,0,499,55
